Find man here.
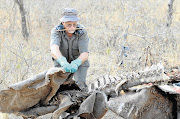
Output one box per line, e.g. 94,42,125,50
50,8,89,90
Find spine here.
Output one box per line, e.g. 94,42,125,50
88,63,170,93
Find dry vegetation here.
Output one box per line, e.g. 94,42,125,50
0,0,180,87
0,0,180,118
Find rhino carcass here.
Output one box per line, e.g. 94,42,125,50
0,63,180,119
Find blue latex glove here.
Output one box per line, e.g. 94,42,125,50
70,59,82,73
57,56,71,72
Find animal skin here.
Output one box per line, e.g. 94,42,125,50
42,67,70,105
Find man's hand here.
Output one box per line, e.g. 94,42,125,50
70,59,82,73
57,56,71,72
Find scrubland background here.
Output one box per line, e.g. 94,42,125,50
0,0,180,118
0,0,180,88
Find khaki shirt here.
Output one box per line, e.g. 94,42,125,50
50,24,89,67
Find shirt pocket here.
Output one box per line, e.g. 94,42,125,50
72,43,80,57
60,44,68,58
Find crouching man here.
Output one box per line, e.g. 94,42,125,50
50,8,89,91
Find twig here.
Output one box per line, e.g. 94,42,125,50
56,27,91,31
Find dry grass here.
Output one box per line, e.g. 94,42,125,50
0,0,179,87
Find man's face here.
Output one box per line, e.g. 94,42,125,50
62,21,78,34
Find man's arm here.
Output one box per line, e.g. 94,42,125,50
77,52,88,64
50,44,72,72
50,45,62,60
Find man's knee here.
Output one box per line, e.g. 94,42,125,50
74,66,88,82
74,66,89,91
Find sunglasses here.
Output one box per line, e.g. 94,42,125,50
66,23,77,28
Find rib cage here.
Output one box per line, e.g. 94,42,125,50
88,63,170,92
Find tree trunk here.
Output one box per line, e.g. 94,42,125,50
167,0,174,27
14,0,29,40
